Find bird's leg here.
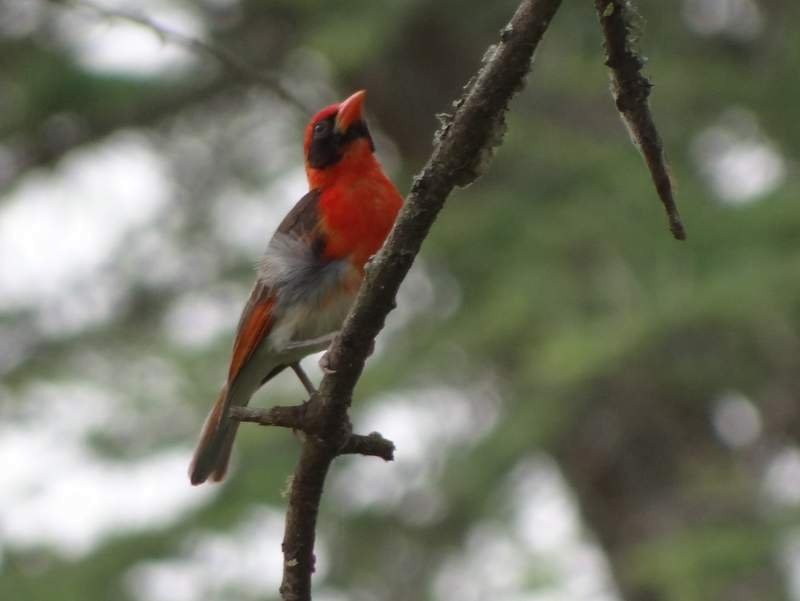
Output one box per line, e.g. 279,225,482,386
291,362,317,396
282,332,340,375
283,332,338,354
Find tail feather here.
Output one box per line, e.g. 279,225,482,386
189,386,238,485
189,364,288,485
208,421,239,482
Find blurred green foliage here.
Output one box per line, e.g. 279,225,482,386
2,1,799,600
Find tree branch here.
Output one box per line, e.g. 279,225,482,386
339,433,395,461
594,0,687,240
2,76,234,193
262,1,565,599
0,0,311,193
46,0,311,114
229,406,395,461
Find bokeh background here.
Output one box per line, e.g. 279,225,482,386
2,0,799,600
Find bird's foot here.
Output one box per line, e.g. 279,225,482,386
364,253,378,274
318,339,374,375
318,351,336,375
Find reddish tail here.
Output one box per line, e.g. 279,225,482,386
189,386,239,485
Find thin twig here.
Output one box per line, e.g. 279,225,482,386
230,404,308,430
3,1,309,191
340,433,395,461
46,0,311,114
594,0,687,240
275,1,565,599
3,76,232,193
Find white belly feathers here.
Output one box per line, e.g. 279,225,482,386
258,232,360,352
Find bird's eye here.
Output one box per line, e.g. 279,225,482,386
313,121,331,137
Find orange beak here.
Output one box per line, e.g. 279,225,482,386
335,90,366,134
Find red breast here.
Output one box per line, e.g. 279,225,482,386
302,91,403,269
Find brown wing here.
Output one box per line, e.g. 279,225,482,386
275,188,324,252
226,189,324,382
227,286,275,381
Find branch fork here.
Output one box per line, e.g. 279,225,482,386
229,364,395,462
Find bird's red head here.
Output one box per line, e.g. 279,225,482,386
303,90,376,188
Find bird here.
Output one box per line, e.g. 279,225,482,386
189,90,403,485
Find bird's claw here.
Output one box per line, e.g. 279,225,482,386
318,339,374,375
364,254,378,274
318,351,336,374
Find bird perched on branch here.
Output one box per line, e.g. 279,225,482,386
189,91,403,485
